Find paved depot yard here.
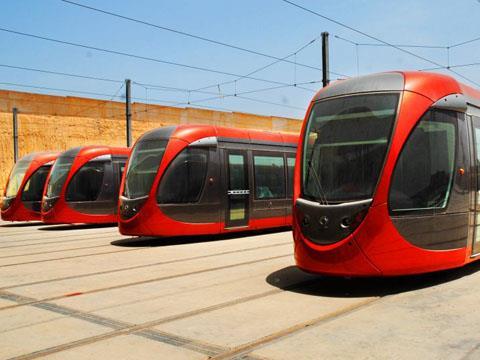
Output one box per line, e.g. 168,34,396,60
1,221,480,359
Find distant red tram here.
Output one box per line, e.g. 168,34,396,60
41,146,130,224
294,71,480,276
118,125,297,236
2,152,59,221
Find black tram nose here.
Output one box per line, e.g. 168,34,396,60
1,197,15,211
41,196,59,213
119,196,148,220
296,198,371,245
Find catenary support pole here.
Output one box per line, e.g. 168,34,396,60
13,107,18,163
321,32,330,87
125,79,132,147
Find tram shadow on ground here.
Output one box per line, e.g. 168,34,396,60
0,222,46,228
267,261,480,298
111,226,292,248
38,223,117,231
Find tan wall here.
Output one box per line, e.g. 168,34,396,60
0,90,302,188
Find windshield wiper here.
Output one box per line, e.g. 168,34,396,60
307,160,329,205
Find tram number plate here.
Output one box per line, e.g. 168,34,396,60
227,190,250,195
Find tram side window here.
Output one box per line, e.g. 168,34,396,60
287,157,295,198
389,110,457,212
65,161,108,202
157,148,208,204
254,155,286,199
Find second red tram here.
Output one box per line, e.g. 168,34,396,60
41,146,130,224
1,152,59,222
294,71,480,276
118,125,297,236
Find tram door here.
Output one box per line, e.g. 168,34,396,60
471,115,480,255
225,150,250,228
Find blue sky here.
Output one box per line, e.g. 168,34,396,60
0,0,479,119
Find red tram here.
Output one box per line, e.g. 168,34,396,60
2,152,59,221
118,125,297,236
294,71,480,276
41,146,130,224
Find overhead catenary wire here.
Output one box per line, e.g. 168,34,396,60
0,64,123,84
0,80,309,113
0,81,126,99
0,93,242,119
0,61,317,114
0,15,339,116
334,35,446,49
0,27,317,90
0,85,302,121
0,62,318,101
157,92,306,111
59,0,350,94
70,81,125,117
134,78,323,110
135,83,308,111
134,78,321,97
64,0,480,81
89,95,306,122
449,36,480,49
60,0,325,73
279,0,451,65
190,34,347,94
420,61,480,72
335,34,480,50
280,0,480,87
334,34,480,76
135,79,323,98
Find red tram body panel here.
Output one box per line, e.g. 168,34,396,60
118,125,298,237
41,146,130,224
1,152,59,221
294,71,480,276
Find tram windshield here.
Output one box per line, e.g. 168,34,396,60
303,93,398,203
45,148,80,198
22,165,52,202
123,139,168,199
5,158,32,198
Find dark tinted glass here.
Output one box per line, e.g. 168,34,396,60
303,93,398,203
228,154,247,190
22,165,51,202
390,110,456,212
124,140,168,199
287,157,295,198
157,148,208,204
5,159,31,197
65,161,107,202
254,155,286,199
227,153,248,223
471,116,480,252
474,117,480,192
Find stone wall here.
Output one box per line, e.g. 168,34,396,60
0,90,302,188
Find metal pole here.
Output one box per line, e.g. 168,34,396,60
13,107,18,163
125,79,132,147
321,32,330,87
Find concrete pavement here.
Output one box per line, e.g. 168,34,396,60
0,220,479,359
